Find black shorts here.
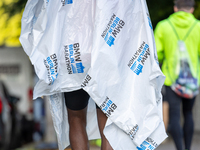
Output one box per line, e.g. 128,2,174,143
64,89,90,110
64,89,100,110
162,85,167,102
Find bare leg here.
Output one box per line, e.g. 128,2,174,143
97,109,113,150
163,101,169,131
67,107,89,150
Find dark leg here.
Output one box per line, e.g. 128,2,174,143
182,97,196,150
96,108,113,150
64,90,90,150
67,107,89,150
166,86,183,150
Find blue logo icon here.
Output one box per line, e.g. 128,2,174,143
102,14,125,47
62,0,73,6
104,33,115,47
129,44,149,75
137,141,155,150
67,0,73,4
147,16,153,29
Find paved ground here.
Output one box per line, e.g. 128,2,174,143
156,132,200,150
16,132,200,150
89,132,200,150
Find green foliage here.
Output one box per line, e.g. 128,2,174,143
194,1,200,19
3,0,200,23
5,0,199,28
146,0,174,28
0,0,200,46
0,0,24,47
147,0,200,28
1,0,26,17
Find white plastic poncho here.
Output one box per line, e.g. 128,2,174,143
20,0,167,150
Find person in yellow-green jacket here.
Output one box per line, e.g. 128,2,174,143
154,0,200,150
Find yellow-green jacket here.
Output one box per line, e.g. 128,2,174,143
154,11,200,86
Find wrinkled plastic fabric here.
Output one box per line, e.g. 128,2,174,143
20,0,167,150
20,0,95,99
81,0,167,149
20,1,100,150
48,93,100,150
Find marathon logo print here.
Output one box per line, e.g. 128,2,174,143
81,74,92,88
44,54,58,85
128,124,139,140
61,0,73,6
101,14,125,47
147,13,153,29
137,137,158,150
156,96,161,105
50,94,61,115
64,43,85,74
100,97,117,117
46,0,49,6
32,15,37,27
128,41,150,75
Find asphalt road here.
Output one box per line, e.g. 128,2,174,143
156,132,200,150
16,133,200,150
